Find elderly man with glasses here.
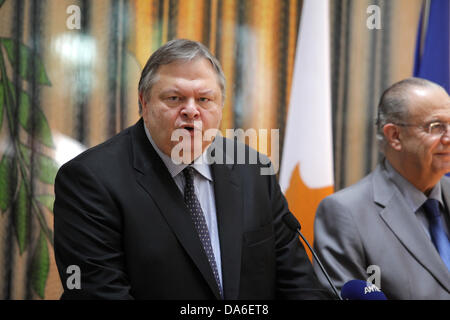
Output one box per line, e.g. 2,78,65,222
313,77,450,299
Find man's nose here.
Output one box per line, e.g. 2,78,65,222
181,98,200,119
441,132,450,144
441,124,450,144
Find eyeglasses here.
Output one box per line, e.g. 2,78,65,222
395,121,450,136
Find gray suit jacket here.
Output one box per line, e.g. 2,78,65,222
313,163,450,299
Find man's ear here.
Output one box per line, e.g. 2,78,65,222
139,92,149,116
138,92,145,108
383,123,402,151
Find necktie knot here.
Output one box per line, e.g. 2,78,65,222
183,166,195,183
422,198,441,220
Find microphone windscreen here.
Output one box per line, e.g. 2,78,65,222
341,280,387,300
282,212,301,232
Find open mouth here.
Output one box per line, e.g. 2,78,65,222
180,124,197,135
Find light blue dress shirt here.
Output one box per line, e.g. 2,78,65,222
143,125,223,287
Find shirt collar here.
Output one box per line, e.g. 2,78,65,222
383,159,443,211
144,123,213,181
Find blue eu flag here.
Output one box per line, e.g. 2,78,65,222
413,0,449,94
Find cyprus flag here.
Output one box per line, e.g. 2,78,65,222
279,0,334,258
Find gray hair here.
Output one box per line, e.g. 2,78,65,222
138,39,226,114
375,77,443,150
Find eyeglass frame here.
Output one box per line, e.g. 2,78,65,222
393,121,450,136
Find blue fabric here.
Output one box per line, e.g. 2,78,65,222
413,0,450,93
422,199,450,271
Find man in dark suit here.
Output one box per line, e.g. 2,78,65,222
314,78,450,299
54,39,328,299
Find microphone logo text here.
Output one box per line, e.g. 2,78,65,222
364,283,381,295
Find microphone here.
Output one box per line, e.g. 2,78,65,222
341,280,387,300
282,212,342,300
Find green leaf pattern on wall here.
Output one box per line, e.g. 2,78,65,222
0,19,55,297
31,231,50,299
1,38,51,86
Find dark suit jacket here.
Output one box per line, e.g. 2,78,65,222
54,118,328,299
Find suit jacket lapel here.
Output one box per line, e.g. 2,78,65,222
373,164,450,291
438,178,450,287
130,119,222,299
211,163,243,299
210,136,243,300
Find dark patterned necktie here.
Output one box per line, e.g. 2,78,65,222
183,166,223,298
422,199,450,271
